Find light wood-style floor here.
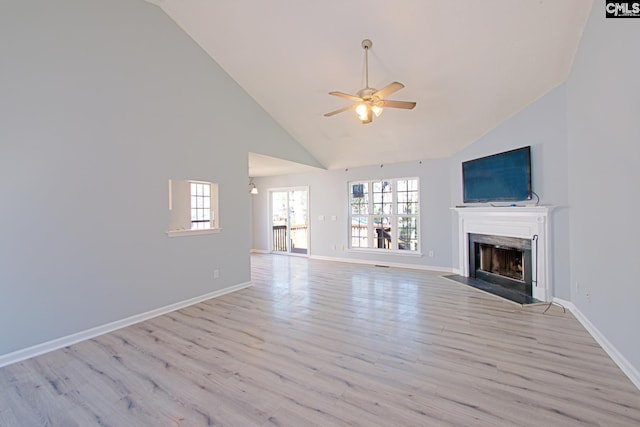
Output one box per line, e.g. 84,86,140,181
2,254,640,426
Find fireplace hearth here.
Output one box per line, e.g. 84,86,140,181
451,206,553,304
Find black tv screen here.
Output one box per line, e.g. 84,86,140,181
462,146,532,203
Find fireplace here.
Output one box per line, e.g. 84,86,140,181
453,206,552,302
469,233,532,296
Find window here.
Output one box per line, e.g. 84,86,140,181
190,182,211,230
349,178,419,252
168,179,219,236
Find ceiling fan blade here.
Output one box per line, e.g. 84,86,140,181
381,100,416,110
324,103,357,117
373,82,404,99
329,91,362,102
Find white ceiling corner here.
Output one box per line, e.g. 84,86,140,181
248,152,325,178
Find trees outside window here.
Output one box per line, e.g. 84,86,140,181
349,178,419,251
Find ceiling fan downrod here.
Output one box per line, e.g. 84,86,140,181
362,39,372,89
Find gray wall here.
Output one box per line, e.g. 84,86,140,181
0,0,317,356
567,3,640,370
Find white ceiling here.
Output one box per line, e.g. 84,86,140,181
151,0,593,176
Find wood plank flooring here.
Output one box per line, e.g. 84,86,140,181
2,254,640,426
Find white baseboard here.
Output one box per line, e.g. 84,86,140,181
250,248,270,254
309,254,455,274
554,297,640,391
0,281,252,369
252,251,455,274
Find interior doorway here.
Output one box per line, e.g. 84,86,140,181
270,188,309,255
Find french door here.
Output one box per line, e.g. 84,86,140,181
270,188,309,254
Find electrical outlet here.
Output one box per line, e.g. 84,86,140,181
331,244,336,250
585,291,591,303
428,250,434,257
214,269,220,279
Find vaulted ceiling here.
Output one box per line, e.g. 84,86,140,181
149,0,593,175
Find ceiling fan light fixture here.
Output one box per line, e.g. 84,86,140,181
362,108,373,124
355,102,381,122
324,39,416,123
356,103,369,121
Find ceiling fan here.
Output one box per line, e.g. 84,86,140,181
324,39,416,124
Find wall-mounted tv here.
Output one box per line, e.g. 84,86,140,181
462,146,532,203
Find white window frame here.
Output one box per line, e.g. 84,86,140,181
167,179,220,237
348,177,420,254
190,181,212,230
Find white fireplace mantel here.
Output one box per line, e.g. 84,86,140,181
453,206,553,302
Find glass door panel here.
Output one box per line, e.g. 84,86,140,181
288,190,308,254
270,188,308,254
271,191,288,252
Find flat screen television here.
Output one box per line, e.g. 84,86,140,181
462,146,532,203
